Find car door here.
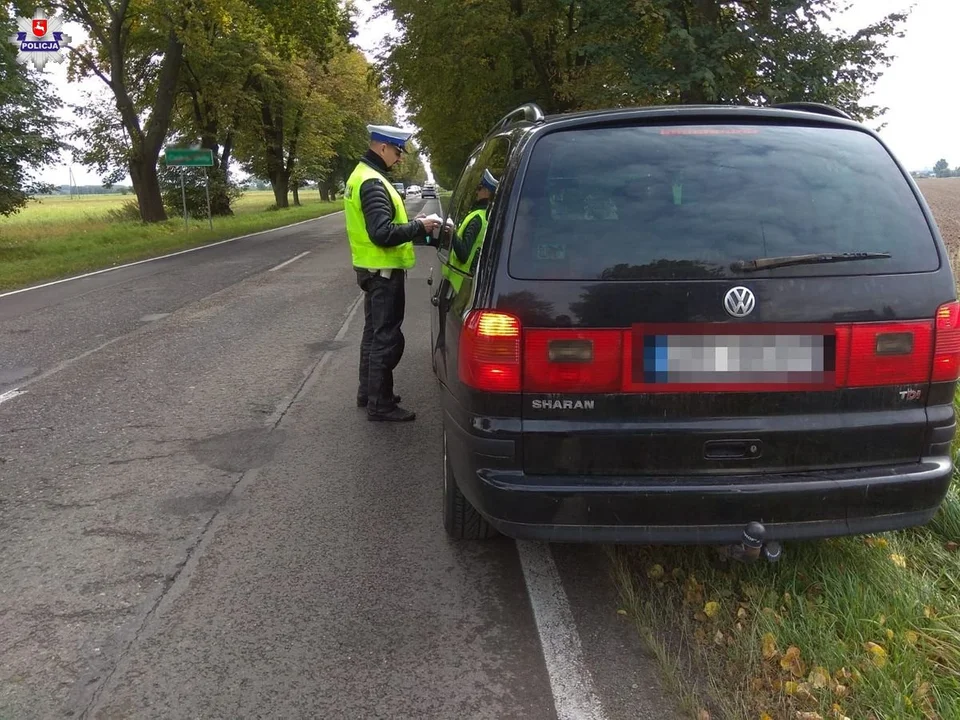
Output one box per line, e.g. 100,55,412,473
431,136,512,387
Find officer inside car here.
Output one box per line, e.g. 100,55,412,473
345,123,440,422
445,169,499,290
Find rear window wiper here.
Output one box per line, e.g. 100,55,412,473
730,251,892,273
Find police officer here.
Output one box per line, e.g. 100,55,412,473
444,169,498,291
345,124,440,422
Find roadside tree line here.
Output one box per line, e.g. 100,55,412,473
933,159,960,178
377,0,912,188
2,0,425,222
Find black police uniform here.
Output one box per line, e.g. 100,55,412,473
355,150,426,421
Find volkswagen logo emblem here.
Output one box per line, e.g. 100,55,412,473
724,286,756,318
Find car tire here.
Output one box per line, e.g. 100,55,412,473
443,428,497,540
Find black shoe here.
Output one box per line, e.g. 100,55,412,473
357,394,401,407
367,405,416,422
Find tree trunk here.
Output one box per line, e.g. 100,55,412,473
270,171,290,208
129,159,166,222
292,182,301,206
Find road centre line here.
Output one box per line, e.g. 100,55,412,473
268,251,311,272
0,389,26,406
517,540,609,720
0,211,344,300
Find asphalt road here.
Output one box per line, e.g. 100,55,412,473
0,198,680,719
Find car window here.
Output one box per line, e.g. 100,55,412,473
508,124,940,280
439,136,509,276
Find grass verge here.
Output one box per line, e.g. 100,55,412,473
614,408,960,720
0,193,342,291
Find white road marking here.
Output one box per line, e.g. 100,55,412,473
0,211,343,299
517,540,609,720
264,292,364,429
268,251,311,272
0,389,26,405
139,313,171,322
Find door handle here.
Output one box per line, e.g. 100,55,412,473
427,266,434,286
431,292,440,307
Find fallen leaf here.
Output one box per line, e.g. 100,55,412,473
864,642,887,667
694,611,709,623
762,632,779,659
890,553,908,568
833,684,848,697
698,710,710,720
784,680,799,695
671,567,685,581
616,609,628,616
714,629,725,646
885,628,895,641
834,667,851,682
924,606,936,619
647,564,665,580
878,614,886,626
945,541,958,552
796,712,823,720
704,601,720,619
830,704,851,720
760,713,774,720
780,646,806,678
735,622,744,633
809,666,830,689
738,607,748,619
751,677,766,693
905,630,919,646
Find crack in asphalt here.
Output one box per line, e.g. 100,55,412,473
76,293,365,719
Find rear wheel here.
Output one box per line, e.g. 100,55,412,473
442,428,497,540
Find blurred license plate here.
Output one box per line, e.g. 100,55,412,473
634,329,835,385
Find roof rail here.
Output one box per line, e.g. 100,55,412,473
770,102,852,120
487,102,545,137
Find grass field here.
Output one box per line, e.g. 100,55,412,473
0,191,342,291
617,178,960,720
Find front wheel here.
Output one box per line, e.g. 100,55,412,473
442,429,497,540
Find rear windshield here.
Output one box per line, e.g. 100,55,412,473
508,124,939,280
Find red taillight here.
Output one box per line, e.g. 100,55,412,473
524,330,622,392
459,310,521,392
842,321,934,387
933,301,960,381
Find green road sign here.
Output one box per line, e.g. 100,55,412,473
165,147,214,167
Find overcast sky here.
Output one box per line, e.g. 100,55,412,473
28,0,959,187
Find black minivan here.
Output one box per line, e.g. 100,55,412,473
428,102,958,548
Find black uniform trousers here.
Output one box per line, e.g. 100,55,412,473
356,268,406,413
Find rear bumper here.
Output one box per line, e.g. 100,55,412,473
444,414,954,544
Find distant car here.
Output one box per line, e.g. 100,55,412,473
392,182,406,198
421,183,437,199
431,101,959,550
407,185,422,197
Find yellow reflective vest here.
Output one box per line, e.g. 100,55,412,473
443,207,488,291
344,161,416,270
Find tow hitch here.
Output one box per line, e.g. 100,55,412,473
719,521,782,563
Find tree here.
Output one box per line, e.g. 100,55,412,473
934,159,951,178
231,0,350,207
0,7,62,216
166,0,268,215
38,0,186,222
378,0,911,186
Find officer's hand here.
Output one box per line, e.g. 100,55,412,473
421,217,441,234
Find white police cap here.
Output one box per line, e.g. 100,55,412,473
367,124,413,152
481,169,499,191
